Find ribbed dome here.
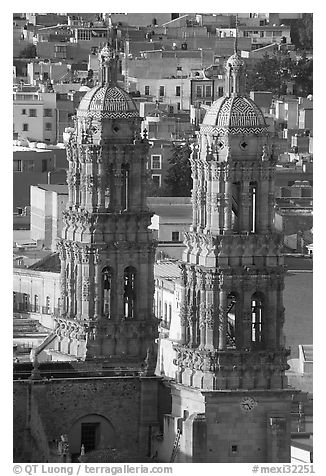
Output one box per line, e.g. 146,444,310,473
226,52,245,70
78,85,139,120
202,96,267,130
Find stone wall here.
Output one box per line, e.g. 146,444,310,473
14,376,160,462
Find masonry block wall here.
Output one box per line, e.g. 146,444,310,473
13,376,160,462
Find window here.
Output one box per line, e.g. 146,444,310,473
196,85,203,98
260,31,264,38
218,86,224,97
29,109,37,117
34,295,39,312
168,304,172,324
22,108,26,115
124,266,136,319
46,296,51,313
45,122,52,131
23,123,28,131
144,85,150,95
44,108,52,117
26,160,35,172
251,293,264,345
151,155,162,170
177,102,180,111
152,175,161,187
23,293,29,311
168,105,174,114
42,159,48,173
159,86,165,97
176,86,181,97
177,66,182,71
13,160,22,172
243,31,249,37
172,231,180,242
253,31,258,35
102,267,112,317
205,85,212,97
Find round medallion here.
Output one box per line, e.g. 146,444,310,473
240,396,257,412
239,139,249,151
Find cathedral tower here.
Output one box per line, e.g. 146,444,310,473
56,46,157,363
156,50,293,463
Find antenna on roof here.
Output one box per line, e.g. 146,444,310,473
234,13,239,54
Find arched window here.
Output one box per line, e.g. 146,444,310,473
34,294,39,312
46,296,51,314
231,182,240,231
124,266,136,319
102,267,113,318
226,292,236,348
251,292,264,346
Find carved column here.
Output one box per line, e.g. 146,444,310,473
93,249,101,320
81,247,90,321
223,167,232,234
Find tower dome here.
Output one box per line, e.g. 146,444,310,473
202,95,267,131
78,85,139,120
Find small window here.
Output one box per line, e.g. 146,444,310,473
172,231,180,242
29,109,37,117
159,86,165,97
231,445,238,453
218,86,224,97
196,85,203,98
176,66,182,71
177,102,180,111
151,155,162,170
176,86,181,97
22,108,26,115
145,85,150,95
23,123,28,131
13,160,22,172
205,85,212,97
253,30,258,35
44,108,52,117
45,122,52,131
42,159,48,173
152,175,161,187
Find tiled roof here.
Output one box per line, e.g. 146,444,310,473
28,252,60,273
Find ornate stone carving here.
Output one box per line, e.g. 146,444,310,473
82,277,90,300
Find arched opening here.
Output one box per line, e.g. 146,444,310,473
124,266,136,319
34,294,39,313
251,292,264,347
231,182,240,232
226,292,237,348
68,414,116,462
102,267,112,318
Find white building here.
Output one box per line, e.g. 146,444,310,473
13,85,57,143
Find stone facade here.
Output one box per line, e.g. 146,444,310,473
155,48,293,463
52,45,158,363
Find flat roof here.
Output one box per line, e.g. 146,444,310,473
36,184,68,194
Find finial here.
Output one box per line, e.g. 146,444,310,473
234,14,239,54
